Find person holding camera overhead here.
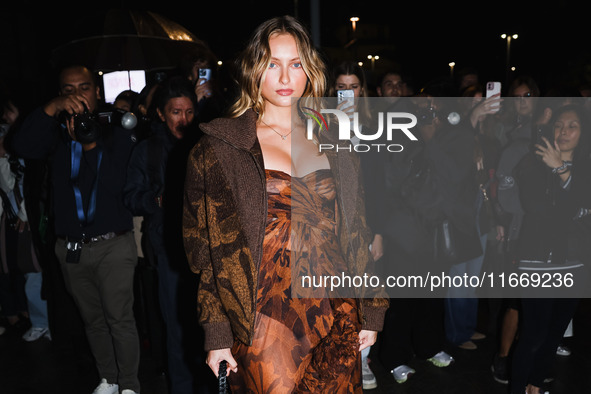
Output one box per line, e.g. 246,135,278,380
11,65,140,394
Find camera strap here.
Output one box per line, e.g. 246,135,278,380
70,140,103,226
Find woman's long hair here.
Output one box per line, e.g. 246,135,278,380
551,103,590,164
228,15,327,120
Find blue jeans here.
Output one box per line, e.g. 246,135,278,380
24,272,48,329
444,233,488,345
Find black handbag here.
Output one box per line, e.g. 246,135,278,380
218,360,229,394
434,218,483,266
397,144,483,266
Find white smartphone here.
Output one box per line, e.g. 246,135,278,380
486,81,501,112
198,68,211,85
337,89,355,107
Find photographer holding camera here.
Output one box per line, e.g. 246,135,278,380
11,65,140,394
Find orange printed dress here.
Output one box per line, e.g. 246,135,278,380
230,169,361,393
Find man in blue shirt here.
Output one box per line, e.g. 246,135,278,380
12,65,140,394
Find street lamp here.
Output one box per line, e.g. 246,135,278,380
350,17,359,33
449,62,456,77
501,33,518,83
367,55,379,71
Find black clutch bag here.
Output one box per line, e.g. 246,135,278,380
218,360,228,394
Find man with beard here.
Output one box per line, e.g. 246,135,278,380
123,76,203,394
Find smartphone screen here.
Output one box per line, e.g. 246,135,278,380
198,68,211,85
337,89,355,106
486,82,501,112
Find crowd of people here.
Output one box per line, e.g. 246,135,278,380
1,14,591,394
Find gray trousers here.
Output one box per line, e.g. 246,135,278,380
56,231,140,392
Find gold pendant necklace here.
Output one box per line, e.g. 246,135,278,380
260,119,294,140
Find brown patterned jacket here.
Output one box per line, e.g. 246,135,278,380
183,109,389,351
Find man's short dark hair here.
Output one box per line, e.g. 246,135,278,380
154,76,197,113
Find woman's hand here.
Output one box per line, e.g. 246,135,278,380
534,136,563,170
359,329,377,351
194,79,212,102
535,107,553,126
369,234,384,262
470,93,501,128
336,99,355,122
206,348,238,378
496,225,505,242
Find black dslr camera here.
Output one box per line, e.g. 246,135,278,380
72,109,101,144
415,100,462,127
416,105,437,126
68,106,137,144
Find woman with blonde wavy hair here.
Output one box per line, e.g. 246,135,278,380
183,15,387,393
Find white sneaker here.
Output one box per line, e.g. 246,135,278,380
121,390,139,394
361,357,378,389
392,365,415,383
92,379,119,394
22,327,49,342
427,351,455,367
556,344,571,356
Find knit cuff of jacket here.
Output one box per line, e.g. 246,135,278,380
203,321,235,351
360,304,388,332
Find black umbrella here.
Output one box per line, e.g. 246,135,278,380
51,9,209,72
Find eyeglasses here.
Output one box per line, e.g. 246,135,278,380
515,92,532,99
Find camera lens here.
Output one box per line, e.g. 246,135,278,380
73,111,100,144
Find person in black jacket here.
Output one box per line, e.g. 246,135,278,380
123,76,204,394
379,90,477,383
11,65,140,394
510,102,591,394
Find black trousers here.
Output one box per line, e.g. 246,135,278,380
378,297,445,370
510,298,579,393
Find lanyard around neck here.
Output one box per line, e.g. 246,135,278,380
70,140,103,226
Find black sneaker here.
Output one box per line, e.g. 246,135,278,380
14,315,32,334
491,353,509,384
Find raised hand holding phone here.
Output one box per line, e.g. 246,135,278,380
470,82,502,128
195,68,213,101
337,89,355,121
198,68,211,85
